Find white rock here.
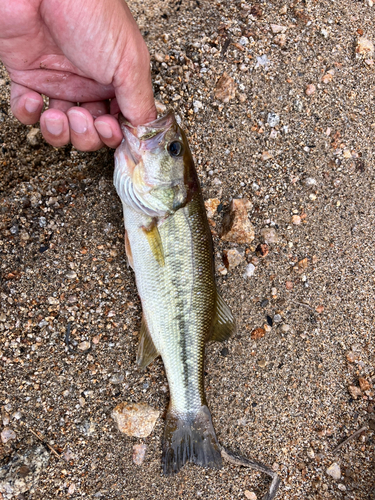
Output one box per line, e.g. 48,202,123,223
244,263,256,278
326,462,341,480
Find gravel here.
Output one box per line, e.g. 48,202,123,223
0,0,374,498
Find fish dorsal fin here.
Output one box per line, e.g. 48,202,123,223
137,315,159,368
207,293,236,343
142,224,165,266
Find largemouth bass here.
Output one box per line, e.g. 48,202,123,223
113,111,236,474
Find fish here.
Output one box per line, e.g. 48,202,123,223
113,111,236,475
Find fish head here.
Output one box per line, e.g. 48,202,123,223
114,111,197,218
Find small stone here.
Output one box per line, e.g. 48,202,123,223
220,347,229,357
77,341,90,351
214,72,237,103
26,128,41,146
237,92,247,102
112,402,160,438
256,243,269,257
294,99,303,112
279,5,287,14
132,444,147,465
223,248,243,270
244,491,257,500
291,215,301,225
1,428,16,443
270,24,287,34
243,263,256,278
68,483,76,495
348,385,362,399
356,37,374,57
217,264,228,275
338,484,346,491
260,227,279,244
155,99,167,114
154,52,165,63
274,33,287,47
326,462,341,480
305,84,316,96
204,198,220,218
258,357,267,368
281,324,290,333
303,177,317,187
273,314,282,323
267,112,280,127
315,305,324,314
66,271,77,279
251,327,266,340
346,351,358,362
221,199,254,244
261,151,273,161
359,377,371,392
322,72,333,84
285,281,293,290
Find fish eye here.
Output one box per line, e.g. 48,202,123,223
168,141,183,157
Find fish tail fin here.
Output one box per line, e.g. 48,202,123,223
162,405,222,474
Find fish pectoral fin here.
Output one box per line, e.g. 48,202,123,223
124,230,134,269
207,293,236,342
142,224,165,266
136,315,159,368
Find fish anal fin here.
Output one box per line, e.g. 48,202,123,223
207,293,236,343
142,224,165,266
124,230,134,269
137,315,159,368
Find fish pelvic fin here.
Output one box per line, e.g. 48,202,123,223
162,405,222,475
142,223,165,266
136,315,159,368
207,293,236,343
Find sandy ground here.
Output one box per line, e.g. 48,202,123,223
0,0,374,499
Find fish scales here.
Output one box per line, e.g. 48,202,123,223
114,111,236,474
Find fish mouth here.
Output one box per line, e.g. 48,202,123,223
119,111,176,143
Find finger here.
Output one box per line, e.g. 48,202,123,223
49,98,75,113
94,114,123,149
40,108,70,148
81,100,110,119
67,107,104,152
10,82,44,125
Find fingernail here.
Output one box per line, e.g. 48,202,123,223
25,97,40,114
67,110,88,134
95,121,113,139
45,118,64,136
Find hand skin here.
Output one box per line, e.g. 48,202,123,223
0,0,156,151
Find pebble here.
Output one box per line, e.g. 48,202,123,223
260,299,269,308
326,462,341,480
132,444,147,465
66,271,77,279
261,151,272,161
111,402,160,438
281,324,290,333
154,52,165,63
214,72,237,103
256,243,269,257
270,24,287,34
204,198,220,219
358,377,371,392
267,112,280,128
303,177,317,187
258,358,267,368
294,99,303,112
26,128,41,147
77,341,91,351
221,199,254,244
285,281,293,290
217,264,228,275
260,227,279,244
291,215,301,225
338,484,346,491
68,483,76,495
223,248,243,270
274,33,287,47
348,385,362,399
1,428,16,444
322,72,333,84
244,491,257,500
273,314,282,323
305,84,316,96
243,263,256,278
356,37,374,57
251,327,265,340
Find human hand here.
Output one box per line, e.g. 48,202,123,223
0,0,156,151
